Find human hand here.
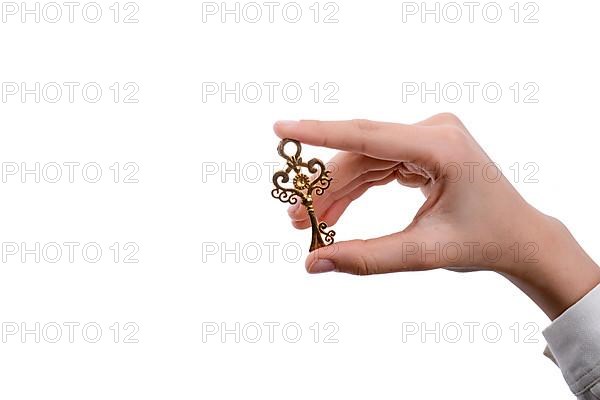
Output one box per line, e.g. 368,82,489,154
274,114,600,319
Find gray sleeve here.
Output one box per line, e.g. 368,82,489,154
543,283,600,399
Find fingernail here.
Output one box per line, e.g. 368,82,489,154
308,259,336,274
287,202,301,216
275,120,298,128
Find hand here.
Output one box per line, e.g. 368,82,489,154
274,114,600,319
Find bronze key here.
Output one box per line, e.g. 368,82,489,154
271,138,336,252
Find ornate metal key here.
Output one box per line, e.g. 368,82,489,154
271,139,336,252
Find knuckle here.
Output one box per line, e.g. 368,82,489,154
352,119,378,133
434,112,463,126
440,125,467,145
435,125,471,160
446,124,468,141
350,120,368,155
351,119,379,155
342,240,378,275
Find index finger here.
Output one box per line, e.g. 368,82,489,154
273,119,446,163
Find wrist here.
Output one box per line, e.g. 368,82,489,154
504,213,600,320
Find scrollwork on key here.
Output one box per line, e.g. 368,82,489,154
271,138,336,252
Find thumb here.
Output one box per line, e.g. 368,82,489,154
306,227,446,275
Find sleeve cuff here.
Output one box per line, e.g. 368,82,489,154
543,283,600,395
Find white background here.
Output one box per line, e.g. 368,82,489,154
1,0,598,398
